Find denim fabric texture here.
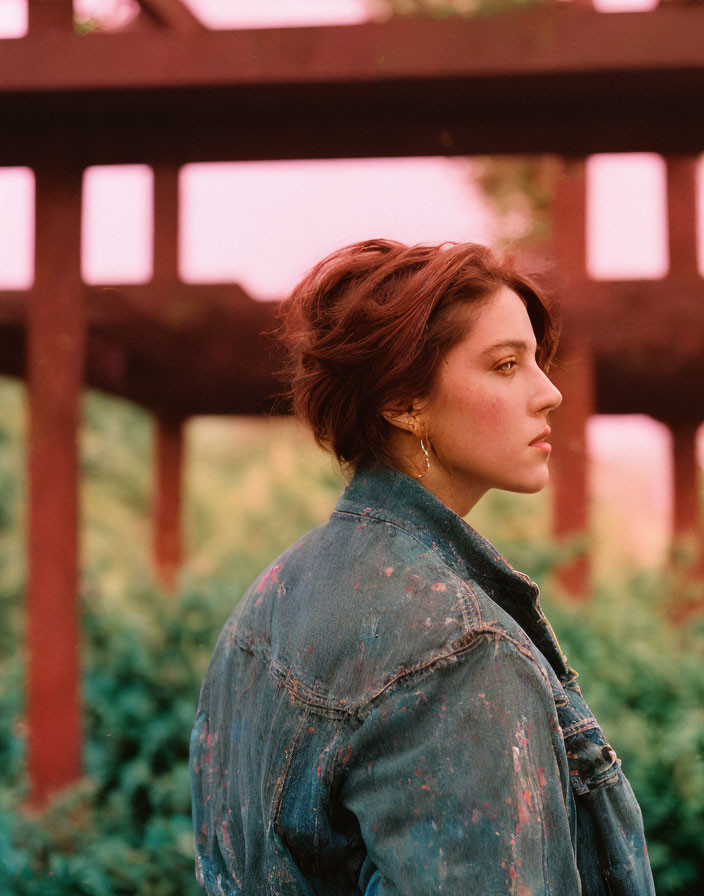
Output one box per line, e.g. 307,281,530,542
190,464,655,895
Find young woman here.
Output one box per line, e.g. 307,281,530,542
190,239,655,895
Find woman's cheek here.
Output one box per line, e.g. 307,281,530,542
470,392,506,430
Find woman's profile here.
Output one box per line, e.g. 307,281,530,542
190,239,655,895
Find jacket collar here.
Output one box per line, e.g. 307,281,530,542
334,463,570,681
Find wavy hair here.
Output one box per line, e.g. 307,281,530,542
276,238,558,471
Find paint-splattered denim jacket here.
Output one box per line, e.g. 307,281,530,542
190,464,655,895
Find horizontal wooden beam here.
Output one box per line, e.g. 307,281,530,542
2,275,704,423
560,278,704,367
2,7,704,164
6,7,704,93
557,278,704,423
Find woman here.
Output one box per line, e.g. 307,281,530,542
190,239,654,895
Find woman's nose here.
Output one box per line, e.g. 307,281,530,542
536,370,562,414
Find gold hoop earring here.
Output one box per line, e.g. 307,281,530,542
416,437,431,480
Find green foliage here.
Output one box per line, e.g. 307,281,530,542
543,577,704,894
0,380,25,661
472,155,563,253
369,0,547,19
81,392,153,603
184,416,346,590
0,585,232,896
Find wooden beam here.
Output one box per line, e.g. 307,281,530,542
28,0,74,34
152,162,179,296
548,159,592,597
666,156,699,279
672,423,702,539
82,285,284,416
670,422,704,593
153,414,185,592
4,266,704,421
560,279,704,424
3,274,704,421
7,7,704,93
550,343,595,598
2,8,704,165
26,161,84,806
552,158,587,275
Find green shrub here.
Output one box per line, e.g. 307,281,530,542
542,575,704,894
0,584,232,896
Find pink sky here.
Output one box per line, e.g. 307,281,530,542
0,0,702,567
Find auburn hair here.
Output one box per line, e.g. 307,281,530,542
276,238,558,471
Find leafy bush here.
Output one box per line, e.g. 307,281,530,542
542,576,704,894
0,583,233,896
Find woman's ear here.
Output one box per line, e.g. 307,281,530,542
380,400,426,434
380,409,414,433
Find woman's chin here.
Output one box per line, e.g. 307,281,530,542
508,470,551,494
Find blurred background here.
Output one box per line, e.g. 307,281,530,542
1,0,703,893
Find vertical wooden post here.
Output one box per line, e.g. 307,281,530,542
666,156,699,279
152,163,185,591
665,156,702,582
549,343,595,596
549,158,593,596
153,415,185,592
552,158,587,270
28,0,75,33
26,163,85,806
152,162,180,298
671,422,703,567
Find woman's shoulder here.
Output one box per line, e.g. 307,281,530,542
222,511,546,714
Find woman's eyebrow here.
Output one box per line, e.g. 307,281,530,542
481,339,534,356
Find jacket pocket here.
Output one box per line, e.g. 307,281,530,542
554,679,620,796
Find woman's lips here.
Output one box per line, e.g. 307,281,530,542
529,426,552,451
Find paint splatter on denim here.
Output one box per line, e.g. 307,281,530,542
190,464,655,895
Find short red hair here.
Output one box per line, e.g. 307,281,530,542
277,239,558,471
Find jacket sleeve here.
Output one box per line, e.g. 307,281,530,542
341,633,581,896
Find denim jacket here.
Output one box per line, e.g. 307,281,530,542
190,464,655,895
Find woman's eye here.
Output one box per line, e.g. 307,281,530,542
497,359,517,373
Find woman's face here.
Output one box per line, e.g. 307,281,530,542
416,285,562,516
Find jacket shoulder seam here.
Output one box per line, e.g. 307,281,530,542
332,508,483,628
360,624,553,717
231,623,551,721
